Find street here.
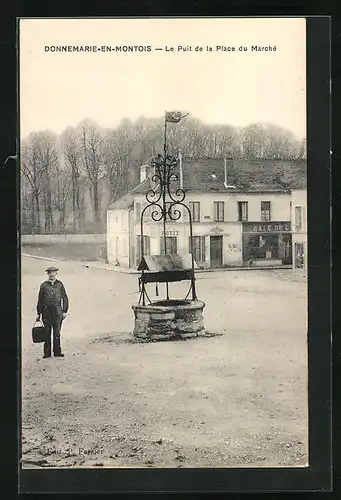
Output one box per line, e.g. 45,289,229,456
21,255,308,468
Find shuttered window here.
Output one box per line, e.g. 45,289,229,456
189,236,205,263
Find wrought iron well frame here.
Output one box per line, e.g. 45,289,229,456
138,120,197,306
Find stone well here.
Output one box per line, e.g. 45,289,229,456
132,299,205,342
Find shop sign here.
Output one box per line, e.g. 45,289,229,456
210,226,224,234
161,230,179,236
243,221,291,233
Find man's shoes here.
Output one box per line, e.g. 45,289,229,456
54,353,65,357
43,354,51,359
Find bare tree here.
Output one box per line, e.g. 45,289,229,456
52,162,72,233
78,119,105,227
20,132,58,233
263,124,299,160
240,124,267,159
102,129,126,201
60,127,83,232
21,116,305,235
38,132,59,232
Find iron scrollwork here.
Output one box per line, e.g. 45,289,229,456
139,152,197,305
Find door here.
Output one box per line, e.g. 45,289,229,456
281,234,292,264
294,243,304,269
210,236,223,268
263,234,279,259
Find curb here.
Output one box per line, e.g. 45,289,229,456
22,253,293,274
21,253,136,273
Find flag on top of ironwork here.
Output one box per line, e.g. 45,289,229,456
165,111,188,123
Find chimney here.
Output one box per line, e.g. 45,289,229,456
179,150,183,190
224,156,236,189
152,162,157,189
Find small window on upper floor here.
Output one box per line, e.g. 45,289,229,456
295,206,303,231
261,201,271,222
214,201,225,222
189,201,200,222
238,201,248,222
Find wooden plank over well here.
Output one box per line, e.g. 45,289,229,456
140,269,194,283
137,253,197,272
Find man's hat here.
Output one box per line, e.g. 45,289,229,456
45,266,58,272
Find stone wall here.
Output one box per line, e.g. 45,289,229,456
132,299,205,342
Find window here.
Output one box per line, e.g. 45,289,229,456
165,202,178,221
238,201,248,222
295,206,302,231
214,201,225,222
136,235,150,265
189,202,200,222
189,236,206,263
160,236,178,255
261,201,271,222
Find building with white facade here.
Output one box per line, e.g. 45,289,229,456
291,188,308,271
107,157,306,269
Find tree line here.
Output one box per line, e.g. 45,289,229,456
20,116,306,234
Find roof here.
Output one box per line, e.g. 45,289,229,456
107,192,134,210
137,254,197,271
132,158,307,195
108,157,307,210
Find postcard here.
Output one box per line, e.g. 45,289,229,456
19,17,310,477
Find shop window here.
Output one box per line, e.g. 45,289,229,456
261,201,271,222
295,206,302,231
238,201,248,221
160,236,178,255
214,201,225,222
189,202,201,222
189,236,205,263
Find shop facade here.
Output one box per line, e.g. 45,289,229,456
242,221,292,264
106,158,303,269
134,220,243,269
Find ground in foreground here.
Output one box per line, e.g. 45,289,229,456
21,256,308,468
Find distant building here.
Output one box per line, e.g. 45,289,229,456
107,157,306,269
291,188,307,271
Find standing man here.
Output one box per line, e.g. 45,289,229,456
36,266,69,359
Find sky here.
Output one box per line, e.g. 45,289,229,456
19,18,306,140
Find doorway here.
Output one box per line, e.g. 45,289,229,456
210,235,223,268
294,242,305,269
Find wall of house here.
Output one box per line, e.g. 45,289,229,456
107,190,292,268
107,208,131,267
291,189,307,270
134,220,243,265
291,189,307,231
133,191,291,224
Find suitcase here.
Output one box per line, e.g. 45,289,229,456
32,321,47,343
